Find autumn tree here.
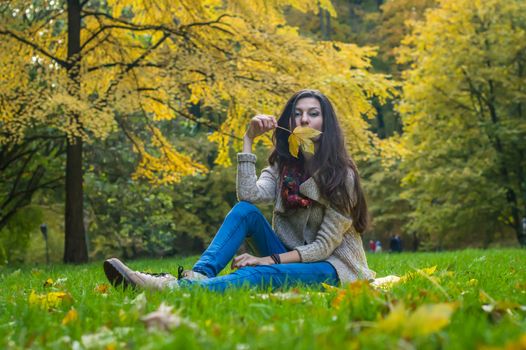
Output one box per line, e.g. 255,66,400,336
397,0,526,247
0,0,395,263
373,0,437,73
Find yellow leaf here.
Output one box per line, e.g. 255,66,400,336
400,265,437,283
331,280,374,309
62,308,78,325
44,278,54,287
300,138,315,155
377,303,407,332
293,125,323,139
118,309,127,323
289,133,300,158
402,303,457,338
378,302,457,338
29,290,73,310
321,282,341,292
288,126,322,158
94,284,110,294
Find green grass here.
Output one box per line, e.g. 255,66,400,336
1,249,525,349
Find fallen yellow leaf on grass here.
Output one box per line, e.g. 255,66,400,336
377,302,457,338
331,280,376,309
321,282,340,292
62,307,78,325
468,278,478,286
44,278,54,287
288,126,322,158
377,303,406,332
403,303,457,337
29,290,73,310
94,284,110,294
399,266,437,283
43,277,68,289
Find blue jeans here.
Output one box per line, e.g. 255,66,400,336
182,201,339,292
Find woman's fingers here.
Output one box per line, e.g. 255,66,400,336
245,114,277,139
231,254,259,269
254,115,276,133
231,254,247,269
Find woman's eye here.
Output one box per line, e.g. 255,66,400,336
310,112,319,117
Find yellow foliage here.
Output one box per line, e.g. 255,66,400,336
399,265,437,283
1,0,397,183
377,302,457,338
28,290,73,310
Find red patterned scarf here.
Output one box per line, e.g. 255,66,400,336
281,163,312,209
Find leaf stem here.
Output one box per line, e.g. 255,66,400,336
276,126,291,133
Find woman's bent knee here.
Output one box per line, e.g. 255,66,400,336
229,201,261,218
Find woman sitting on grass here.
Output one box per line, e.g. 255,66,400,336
104,89,376,292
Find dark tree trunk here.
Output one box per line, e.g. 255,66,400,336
374,100,386,139
318,2,325,39
325,9,331,40
64,0,88,263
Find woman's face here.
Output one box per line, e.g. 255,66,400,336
292,97,324,133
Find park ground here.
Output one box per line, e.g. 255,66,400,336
0,249,525,349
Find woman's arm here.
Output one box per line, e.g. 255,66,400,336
231,250,301,269
236,114,279,203
243,134,253,153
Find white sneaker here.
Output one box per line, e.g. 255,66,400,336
179,268,209,281
104,258,178,291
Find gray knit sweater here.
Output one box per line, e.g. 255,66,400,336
236,153,376,284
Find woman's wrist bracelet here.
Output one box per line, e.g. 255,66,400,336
270,254,281,264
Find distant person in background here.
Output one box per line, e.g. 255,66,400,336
389,235,397,253
389,234,403,253
395,234,403,252
375,240,382,253
369,239,376,253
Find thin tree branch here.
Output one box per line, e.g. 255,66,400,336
432,85,474,112
0,29,69,67
149,96,242,141
96,33,169,108
5,149,36,206
87,61,163,73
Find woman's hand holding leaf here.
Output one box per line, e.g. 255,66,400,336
245,114,278,140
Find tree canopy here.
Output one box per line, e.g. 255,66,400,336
1,0,395,262
397,0,526,247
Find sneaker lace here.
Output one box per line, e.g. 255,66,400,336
135,271,175,289
177,265,184,280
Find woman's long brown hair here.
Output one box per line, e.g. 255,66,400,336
268,89,369,233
